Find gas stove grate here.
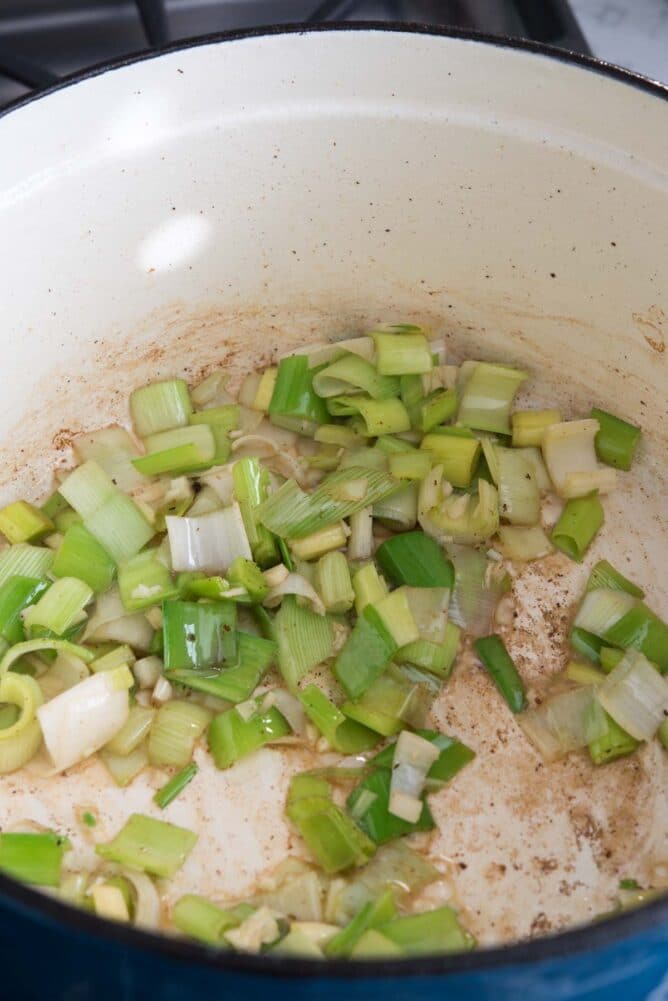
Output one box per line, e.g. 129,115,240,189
0,0,590,102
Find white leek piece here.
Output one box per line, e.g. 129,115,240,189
347,507,373,561
37,665,132,772
403,587,449,644
225,906,284,953
389,731,439,823
92,884,130,923
495,447,540,526
73,426,145,492
496,525,553,561
166,505,252,573
84,587,153,651
573,588,638,637
286,336,375,367
519,686,607,761
598,650,668,741
121,869,161,929
542,420,617,499
264,573,326,616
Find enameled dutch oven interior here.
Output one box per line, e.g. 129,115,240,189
0,24,666,977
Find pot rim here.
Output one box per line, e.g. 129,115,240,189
0,20,666,979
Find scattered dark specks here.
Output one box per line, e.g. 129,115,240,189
550,272,556,279
384,228,391,233
177,68,184,74
610,241,617,247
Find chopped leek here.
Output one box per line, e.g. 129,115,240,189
388,450,432,480
399,621,460,679
325,889,397,957
208,703,291,769
299,685,378,753
496,524,553,562
493,446,540,526
232,457,279,567
427,479,500,545
589,712,639,765
99,744,149,787
84,492,155,565
166,506,252,574
458,362,527,435
333,606,397,700
417,388,458,433
312,354,399,400
348,766,434,844
474,635,526,713
0,832,70,886
0,325,658,955
286,791,376,874
162,599,237,671
378,906,474,955
37,666,132,772
23,575,92,637
591,408,641,471
574,589,668,672
72,426,146,493
0,575,49,648
376,531,454,588
372,331,433,376
148,700,211,767
551,492,604,561
96,813,197,877
0,500,53,544
257,466,400,539
421,431,481,489
269,355,329,429
597,650,668,740
133,425,216,476
130,378,192,437
586,560,644,598
118,549,178,612
172,894,248,944
167,632,276,703
228,556,270,600
274,595,332,692
315,552,354,613
351,930,404,958
605,604,668,673
519,686,607,761
373,589,420,648
387,730,439,823
154,761,198,809
342,669,427,737
330,397,411,437
289,524,348,562
105,704,154,756
0,544,54,588
352,563,388,615
52,523,116,594
542,420,617,499
511,409,561,447
0,672,43,773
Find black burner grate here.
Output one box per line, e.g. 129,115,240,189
0,0,591,107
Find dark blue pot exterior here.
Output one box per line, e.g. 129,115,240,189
1,880,667,1001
